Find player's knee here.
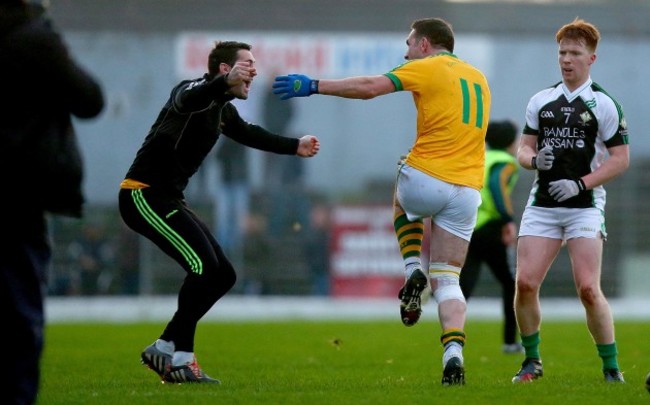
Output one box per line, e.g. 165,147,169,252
576,284,601,306
429,262,465,304
433,283,465,304
515,276,538,295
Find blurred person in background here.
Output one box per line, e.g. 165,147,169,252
459,120,522,354
512,18,629,384
115,222,141,295
213,136,250,269
240,211,272,294
67,222,115,295
302,202,332,296
0,0,104,403
272,17,490,386
261,75,310,237
118,40,320,384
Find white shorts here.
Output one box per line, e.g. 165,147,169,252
396,164,481,241
518,206,607,241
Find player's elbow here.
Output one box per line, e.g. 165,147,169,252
615,147,630,172
358,93,377,100
358,87,384,100
621,150,630,169
620,156,630,171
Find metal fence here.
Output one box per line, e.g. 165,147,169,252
47,158,650,298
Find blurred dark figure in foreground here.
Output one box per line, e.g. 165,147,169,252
0,0,104,403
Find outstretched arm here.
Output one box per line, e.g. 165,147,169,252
318,75,395,99
273,74,394,100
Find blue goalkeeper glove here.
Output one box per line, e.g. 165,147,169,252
272,74,319,100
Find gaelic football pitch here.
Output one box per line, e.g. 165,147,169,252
38,319,650,404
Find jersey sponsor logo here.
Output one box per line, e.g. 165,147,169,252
543,127,586,139
542,126,587,149
540,111,555,118
542,137,584,149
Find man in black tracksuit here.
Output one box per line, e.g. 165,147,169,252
119,41,320,384
1,1,105,403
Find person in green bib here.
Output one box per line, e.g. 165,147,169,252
460,120,522,353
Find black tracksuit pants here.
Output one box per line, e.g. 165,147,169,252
460,220,518,345
119,187,236,352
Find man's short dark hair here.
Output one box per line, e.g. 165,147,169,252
207,41,252,77
411,18,454,53
485,120,518,150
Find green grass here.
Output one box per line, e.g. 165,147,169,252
39,320,650,404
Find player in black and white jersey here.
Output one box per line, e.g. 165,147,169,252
512,18,629,384
521,77,627,210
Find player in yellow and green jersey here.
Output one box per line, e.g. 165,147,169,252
272,17,491,386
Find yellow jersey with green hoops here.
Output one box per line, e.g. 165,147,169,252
385,52,491,190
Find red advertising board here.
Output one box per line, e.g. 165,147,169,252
330,205,429,297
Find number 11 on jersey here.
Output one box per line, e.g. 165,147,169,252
460,78,484,129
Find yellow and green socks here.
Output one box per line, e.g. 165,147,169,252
441,328,466,348
393,212,424,277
